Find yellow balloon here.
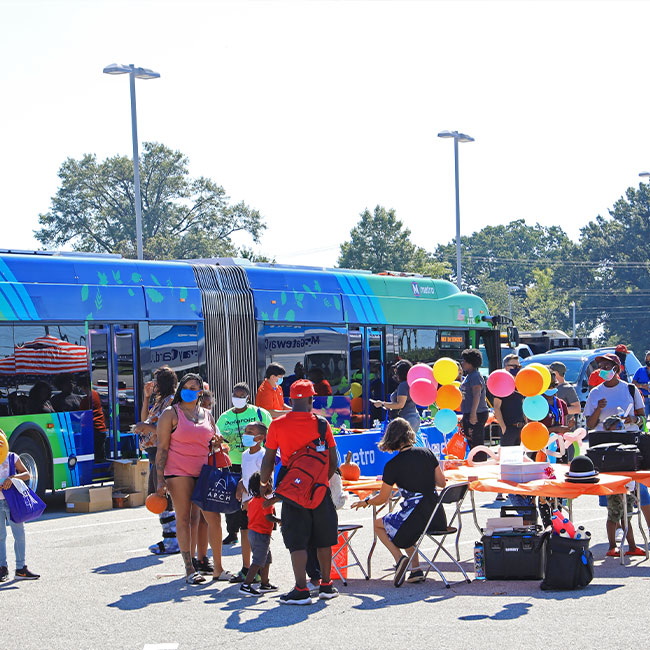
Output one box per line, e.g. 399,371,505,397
0,431,7,466
350,382,363,399
433,357,458,385
528,363,552,394
452,381,461,388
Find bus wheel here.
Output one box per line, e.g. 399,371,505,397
12,436,49,499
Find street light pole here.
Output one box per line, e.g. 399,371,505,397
571,301,576,337
438,130,475,291
103,63,160,260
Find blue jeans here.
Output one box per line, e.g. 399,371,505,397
0,499,26,569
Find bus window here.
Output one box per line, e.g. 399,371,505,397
438,330,468,364
394,328,438,364
145,324,201,381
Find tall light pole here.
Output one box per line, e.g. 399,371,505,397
571,301,576,337
103,63,160,260
438,130,475,290
507,285,520,321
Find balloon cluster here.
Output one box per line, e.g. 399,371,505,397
486,363,555,452
406,358,461,435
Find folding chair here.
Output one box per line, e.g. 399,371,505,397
397,481,473,588
331,523,369,586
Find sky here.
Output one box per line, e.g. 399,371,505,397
3,0,650,268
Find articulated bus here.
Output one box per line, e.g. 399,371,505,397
0,251,504,496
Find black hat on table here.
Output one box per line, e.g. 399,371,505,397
565,455,600,483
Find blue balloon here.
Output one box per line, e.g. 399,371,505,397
522,395,549,421
434,408,458,435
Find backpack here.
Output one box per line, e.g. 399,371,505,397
275,415,330,510
541,534,594,591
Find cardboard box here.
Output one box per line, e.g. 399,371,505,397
65,486,113,513
112,489,146,508
112,459,149,494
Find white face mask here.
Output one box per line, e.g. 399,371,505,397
232,396,248,409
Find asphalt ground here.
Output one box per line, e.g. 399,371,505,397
3,487,650,650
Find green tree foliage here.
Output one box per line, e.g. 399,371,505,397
524,268,570,331
338,206,450,278
35,142,265,260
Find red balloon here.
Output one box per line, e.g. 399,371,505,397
350,397,363,412
409,378,438,407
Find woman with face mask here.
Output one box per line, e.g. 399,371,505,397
216,382,273,579
155,373,232,584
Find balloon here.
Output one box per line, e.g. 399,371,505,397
515,367,544,397
350,397,363,412
487,369,515,398
452,380,461,388
350,382,362,398
0,431,7,465
146,494,168,515
434,408,458,434
527,363,552,393
407,363,434,386
521,421,550,451
433,357,458,385
409,378,438,407
522,395,549,421
436,384,462,411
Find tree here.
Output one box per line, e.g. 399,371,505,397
35,142,266,260
338,205,450,278
524,268,570,331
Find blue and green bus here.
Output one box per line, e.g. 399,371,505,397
0,250,505,495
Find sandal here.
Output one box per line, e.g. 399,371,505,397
394,556,409,588
212,570,234,582
625,547,646,556
185,571,207,585
605,548,619,557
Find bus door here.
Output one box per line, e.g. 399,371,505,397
349,327,385,429
89,325,139,462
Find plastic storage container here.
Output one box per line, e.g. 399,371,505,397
483,530,547,580
500,462,549,483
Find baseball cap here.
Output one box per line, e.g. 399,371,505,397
548,361,566,376
290,379,316,399
615,344,628,354
595,353,621,369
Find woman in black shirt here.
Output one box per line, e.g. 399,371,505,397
352,418,446,586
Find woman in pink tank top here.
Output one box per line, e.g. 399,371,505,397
155,374,233,584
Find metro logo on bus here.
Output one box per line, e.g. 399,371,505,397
411,282,435,297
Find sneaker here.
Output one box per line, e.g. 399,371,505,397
222,533,238,546
280,586,313,605
306,580,319,592
259,582,279,592
239,583,261,597
318,581,339,600
195,557,214,574
229,569,247,584
0,566,8,583
406,569,425,583
15,566,40,580
495,494,506,501
615,528,624,543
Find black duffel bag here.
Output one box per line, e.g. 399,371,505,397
588,431,650,470
586,442,641,472
541,535,594,591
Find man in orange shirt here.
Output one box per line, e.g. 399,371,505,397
256,363,290,418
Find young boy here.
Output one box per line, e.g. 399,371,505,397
231,422,268,583
239,471,280,596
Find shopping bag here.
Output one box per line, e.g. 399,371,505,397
443,430,468,460
191,453,239,514
4,454,46,524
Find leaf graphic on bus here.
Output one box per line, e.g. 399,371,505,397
334,296,341,310
281,291,287,305
112,270,123,284
323,298,331,308
272,308,279,320
342,419,350,429
331,412,339,425
302,284,316,299
260,311,269,320
150,274,161,286
97,272,108,286
146,288,164,303
285,309,295,321
326,396,334,408
131,272,142,283
81,285,89,302
128,289,135,297
86,312,93,320
296,292,304,303
180,287,188,301
95,289,103,311
314,280,321,293
190,304,197,311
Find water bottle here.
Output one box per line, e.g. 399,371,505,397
474,541,486,580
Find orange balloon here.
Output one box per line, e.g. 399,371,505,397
521,422,550,452
515,367,545,397
350,397,363,413
436,384,462,411
146,493,168,515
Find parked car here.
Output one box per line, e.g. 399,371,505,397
521,347,642,406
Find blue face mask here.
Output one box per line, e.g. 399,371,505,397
241,434,257,447
276,376,284,386
180,388,200,402
545,388,558,396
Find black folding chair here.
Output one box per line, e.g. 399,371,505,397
397,481,472,588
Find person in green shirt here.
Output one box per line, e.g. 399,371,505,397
217,382,272,546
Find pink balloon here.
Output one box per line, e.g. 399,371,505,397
407,363,435,387
409,377,438,407
486,369,515,398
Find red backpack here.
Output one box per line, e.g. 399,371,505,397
275,415,330,510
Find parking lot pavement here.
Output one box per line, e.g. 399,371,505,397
2,489,649,650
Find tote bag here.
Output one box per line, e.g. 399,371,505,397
191,452,239,514
4,454,46,524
